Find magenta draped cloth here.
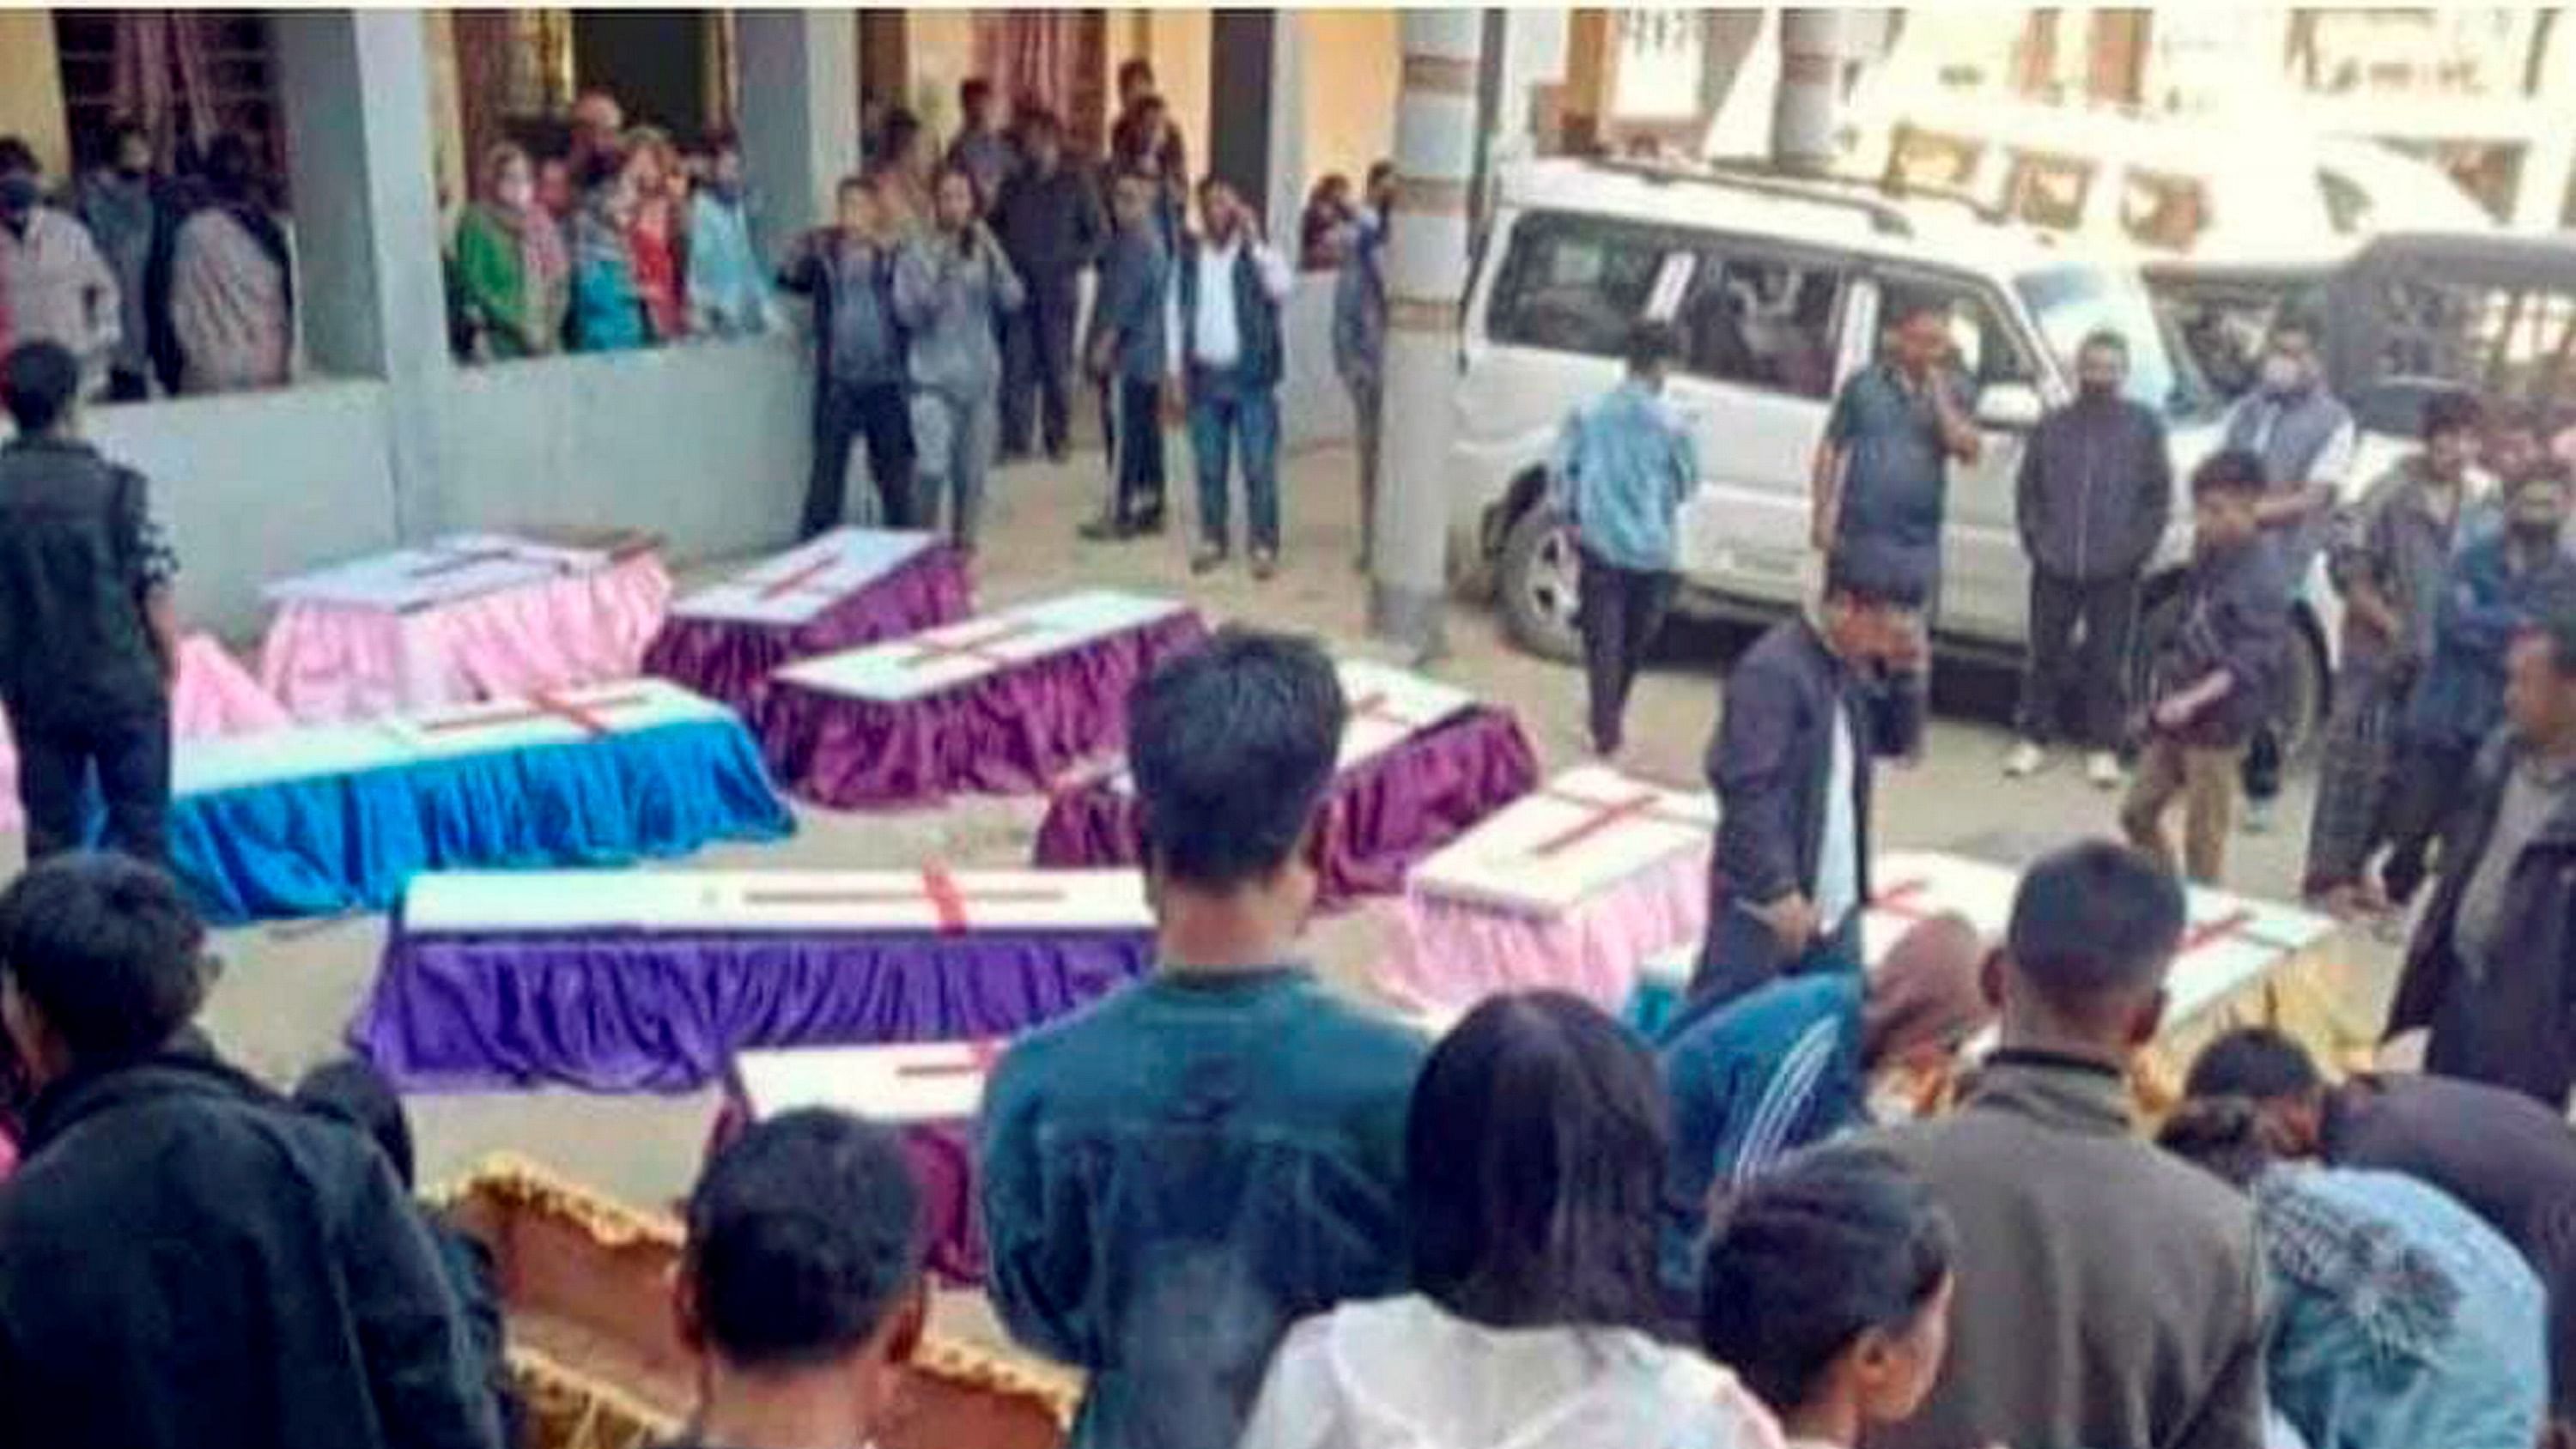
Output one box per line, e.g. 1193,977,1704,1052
707,1095,984,1285
355,925,1151,1094
756,610,1209,809
0,634,286,835
641,546,973,712
259,554,674,724
1034,706,1541,906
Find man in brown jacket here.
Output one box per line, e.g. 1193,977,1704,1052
1866,840,2268,1449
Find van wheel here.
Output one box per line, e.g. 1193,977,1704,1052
2128,594,2329,761
1498,507,1585,664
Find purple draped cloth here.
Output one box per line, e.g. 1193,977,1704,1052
353,925,1152,1093
641,546,974,712
756,610,1209,808
1035,706,1541,906
706,1098,984,1284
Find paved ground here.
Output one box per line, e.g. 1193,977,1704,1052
9,434,2395,1344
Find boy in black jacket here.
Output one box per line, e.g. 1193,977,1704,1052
2119,448,2290,885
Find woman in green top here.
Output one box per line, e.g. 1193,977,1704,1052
453,142,570,360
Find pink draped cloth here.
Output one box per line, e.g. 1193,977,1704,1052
0,634,289,834
258,554,674,724
1377,844,1710,1013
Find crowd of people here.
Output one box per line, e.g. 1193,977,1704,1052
0,625,2569,1449
0,125,296,402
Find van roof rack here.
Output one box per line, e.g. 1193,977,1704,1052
1580,156,1918,238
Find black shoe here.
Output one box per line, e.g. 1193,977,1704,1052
1190,545,1230,575
1077,515,1133,543
1130,510,1167,537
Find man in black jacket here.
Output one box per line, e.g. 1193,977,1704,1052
993,111,1103,464
0,340,181,864
2008,328,2172,790
1691,557,1926,1009
0,854,499,1449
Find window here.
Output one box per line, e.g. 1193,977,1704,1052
1885,124,1985,192
2120,169,2211,252
2316,168,2373,236
2367,276,2576,402
1671,247,1844,398
53,12,284,187
2002,149,2093,232
1486,212,1671,361
1886,274,2038,392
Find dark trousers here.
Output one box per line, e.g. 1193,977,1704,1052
1688,906,1864,1022
804,378,915,539
106,367,150,403
1577,550,1675,755
2016,569,2140,750
2379,738,2477,905
10,702,172,865
1000,275,1078,458
1106,376,1167,526
1186,367,1283,555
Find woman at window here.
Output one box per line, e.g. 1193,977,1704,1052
1236,991,1785,1449
569,150,647,353
168,135,293,394
452,142,568,361
622,130,687,343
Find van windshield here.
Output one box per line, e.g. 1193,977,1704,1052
2016,264,2214,418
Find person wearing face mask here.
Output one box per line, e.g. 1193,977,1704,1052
2300,393,2482,921
2216,317,2357,834
452,142,568,361
2384,467,2576,910
2008,329,2174,790
0,136,122,401
75,122,165,402
891,165,1024,554
684,131,773,339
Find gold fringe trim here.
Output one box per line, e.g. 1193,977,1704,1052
440,1152,1085,1433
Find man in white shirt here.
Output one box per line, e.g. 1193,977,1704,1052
1177,176,1295,580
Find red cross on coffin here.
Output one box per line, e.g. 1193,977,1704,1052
398,686,672,754
735,1040,1001,1126
1410,764,1717,917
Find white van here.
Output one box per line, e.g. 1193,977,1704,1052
1446,158,2345,748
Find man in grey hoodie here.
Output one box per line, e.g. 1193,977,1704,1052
2008,329,2173,789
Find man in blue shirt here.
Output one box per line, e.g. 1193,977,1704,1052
1552,319,1699,758
979,628,1427,1449
1078,171,1172,542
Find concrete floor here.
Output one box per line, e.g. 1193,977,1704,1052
21,434,2392,1344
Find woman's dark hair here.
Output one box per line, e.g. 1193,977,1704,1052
1408,992,1672,1335
1698,1145,1955,1416
293,1057,416,1188
933,162,982,215
2190,446,2269,500
2155,1096,2281,1191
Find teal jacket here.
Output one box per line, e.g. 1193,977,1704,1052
1551,379,1698,573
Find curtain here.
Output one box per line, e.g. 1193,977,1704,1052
975,11,1084,127
112,12,221,167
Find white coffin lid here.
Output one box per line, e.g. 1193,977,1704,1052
264,531,612,610
736,1040,993,1125
669,528,939,627
775,589,1190,703
1412,764,1715,916
403,866,1152,934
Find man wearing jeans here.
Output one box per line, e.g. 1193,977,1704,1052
1178,176,1293,580
0,341,179,864
1551,320,1697,759
779,176,914,537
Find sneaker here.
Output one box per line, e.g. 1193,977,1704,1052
2004,741,2045,779
1190,545,1229,576
2243,797,2275,835
2085,751,2124,790
1250,549,1279,582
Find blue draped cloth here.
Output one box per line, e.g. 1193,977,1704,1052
165,718,795,924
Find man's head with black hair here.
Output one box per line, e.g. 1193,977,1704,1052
677,1109,927,1443
2421,391,2484,482
1816,553,1928,670
2178,1028,2334,1160
2505,610,2576,755
1625,318,1676,388
2190,446,2266,553
1993,840,2184,1057
3,341,82,437
0,136,42,232
0,854,210,1088
1126,629,1346,960
1883,290,1952,379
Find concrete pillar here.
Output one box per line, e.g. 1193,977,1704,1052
273,10,451,538
736,10,861,259
1370,12,1483,658
1771,9,1844,175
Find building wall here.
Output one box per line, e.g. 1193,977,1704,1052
1300,9,1400,192
0,13,71,179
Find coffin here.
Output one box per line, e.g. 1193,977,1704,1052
435,1155,1076,1449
